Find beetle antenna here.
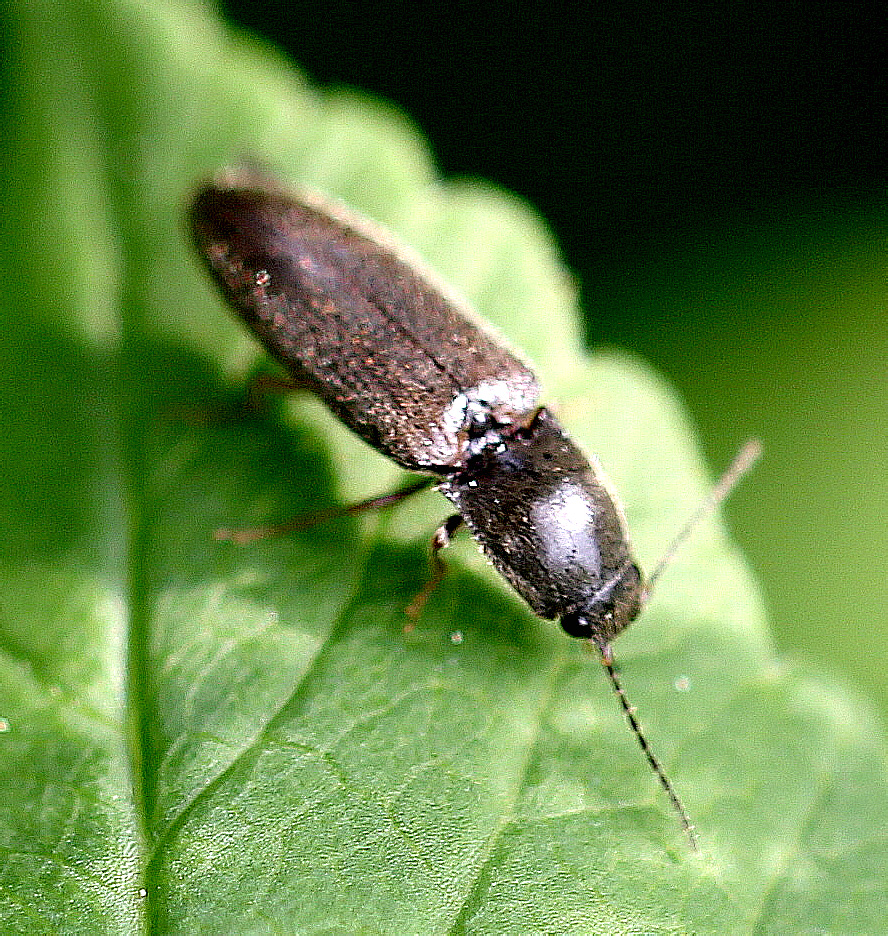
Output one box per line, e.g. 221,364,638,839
597,641,698,849
643,438,762,601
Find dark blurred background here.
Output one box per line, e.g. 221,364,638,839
219,1,887,708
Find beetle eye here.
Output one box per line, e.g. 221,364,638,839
560,613,592,639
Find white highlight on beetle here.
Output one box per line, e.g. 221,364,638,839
531,481,602,576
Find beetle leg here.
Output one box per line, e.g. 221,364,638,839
405,514,465,625
214,476,435,545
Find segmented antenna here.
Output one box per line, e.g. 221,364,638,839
600,439,762,849
597,640,698,849
643,438,762,600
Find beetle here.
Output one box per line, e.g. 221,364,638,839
189,169,759,847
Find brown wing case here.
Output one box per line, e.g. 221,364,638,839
190,183,540,470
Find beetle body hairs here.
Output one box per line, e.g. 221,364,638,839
190,170,760,848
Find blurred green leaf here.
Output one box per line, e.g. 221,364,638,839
0,1,885,933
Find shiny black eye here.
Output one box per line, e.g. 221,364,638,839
560,613,593,638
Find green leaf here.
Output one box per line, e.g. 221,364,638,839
1,1,885,933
